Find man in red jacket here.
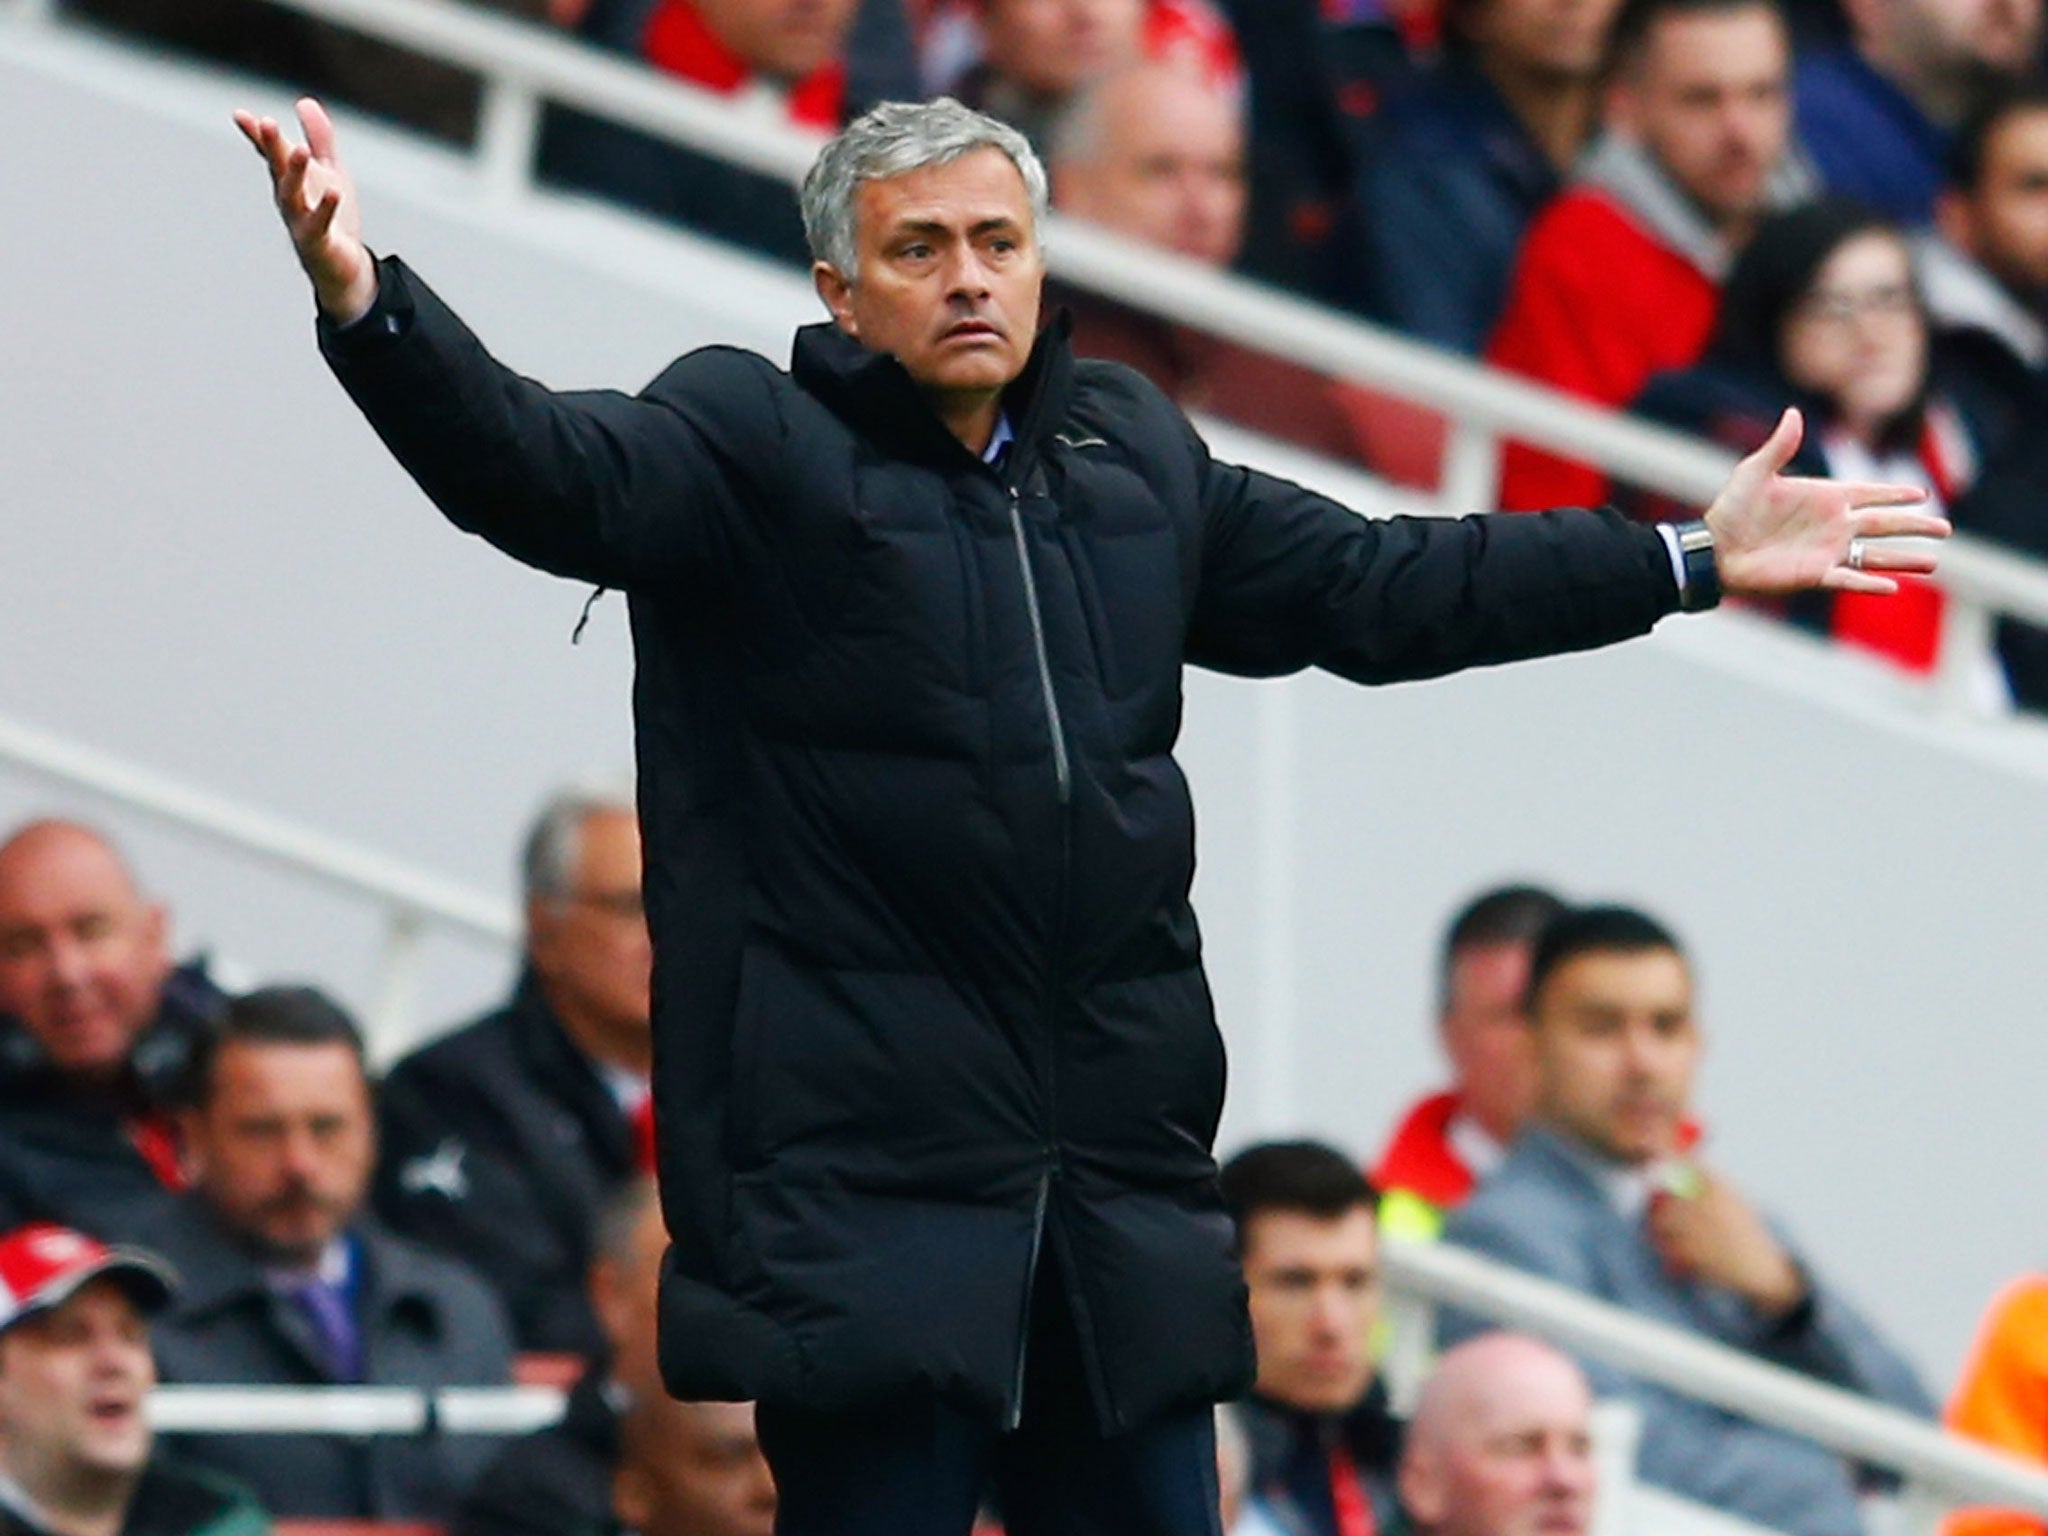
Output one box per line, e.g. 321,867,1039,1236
1372,884,1565,1243
1488,0,1810,510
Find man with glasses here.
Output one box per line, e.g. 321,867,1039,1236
375,790,653,1356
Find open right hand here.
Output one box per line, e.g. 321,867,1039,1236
233,97,379,326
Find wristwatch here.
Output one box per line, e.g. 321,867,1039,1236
1674,519,1722,613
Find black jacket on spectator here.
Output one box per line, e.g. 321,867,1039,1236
453,1358,618,1536
1927,302,2048,709
1217,0,1413,306
0,961,225,1239
0,1457,269,1536
317,254,1682,1433
1240,1385,1403,1536
137,1195,515,1521
374,974,638,1355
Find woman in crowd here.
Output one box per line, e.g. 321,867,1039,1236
1634,198,1989,690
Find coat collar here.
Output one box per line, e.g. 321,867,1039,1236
1577,131,1815,281
789,312,1076,478
154,1197,442,1328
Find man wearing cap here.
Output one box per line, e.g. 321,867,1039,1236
0,1222,269,1536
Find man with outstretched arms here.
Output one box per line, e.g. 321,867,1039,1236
235,92,1943,1533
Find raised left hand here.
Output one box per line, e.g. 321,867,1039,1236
1704,408,1951,598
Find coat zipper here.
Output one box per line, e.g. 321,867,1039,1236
1004,484,1072,805
1006,1166,1054,1430
1001,472,1073,1429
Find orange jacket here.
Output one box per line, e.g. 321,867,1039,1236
1946,1275,2048,1536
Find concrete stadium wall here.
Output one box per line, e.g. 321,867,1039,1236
6,19,2048,1396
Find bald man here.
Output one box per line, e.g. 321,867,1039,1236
1048,62,1448,485
1399,1334,1596,1536
0,820,227,1238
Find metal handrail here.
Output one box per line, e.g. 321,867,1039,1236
1384,1238,2048,1519
0,713,519,1047
148,1383,564,1435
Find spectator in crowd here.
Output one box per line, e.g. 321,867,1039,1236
1049,61,1447,485
1486,0,1809,510
455,1178,668,1536
1943,1274,2048,1536
1358,0,1625,353
1793,0,2040,226
137,987,514,1522
1374,884,1567,1245
1921,82,2048,708
1441,905,1934,1536
0,821,226,1240
0,1222,269,1536
607,1395,776,1536
375,791,651,1356
1635,199,1988,684
536,0,880,264
953,0,1150,148
1398,1333,1596,1536
1220,1141,1401,1536
1216,0,1411,304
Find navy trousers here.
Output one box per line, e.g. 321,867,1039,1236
757,1264,1223,1536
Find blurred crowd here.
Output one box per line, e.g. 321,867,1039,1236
50,0,2048,708
2,809,2046,1536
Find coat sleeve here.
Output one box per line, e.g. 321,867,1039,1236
1748,1242,1934,1415
319,255,771,590
1181,414,1680,684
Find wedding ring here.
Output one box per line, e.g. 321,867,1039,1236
1847,537,1867,572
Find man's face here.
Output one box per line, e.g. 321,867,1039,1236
1440,942,1539,1144
815,148,1045,403
527,808,652,1060
1609,6,1790,229
1242,1207,1380,1413
182,1041,375,1266
983,0,1148,98
590,1194,670,1405
1944,107,2048,299
1530,947,1697,1166
1402,1349,1596,1536
0,826,170,1082
616,1399,777,1536
1052,66,1248,267
0,1280,156,1489
1467,0,1625,81
691,0,860,80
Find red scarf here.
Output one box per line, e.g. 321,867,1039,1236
1829,405,1974,676
639,0,845,130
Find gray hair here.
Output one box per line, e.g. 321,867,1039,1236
800,97,1050,278
520,787,635,904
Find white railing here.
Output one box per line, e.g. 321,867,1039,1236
149,1383,564,1436
1381,1239,2048,1535
136,1241,2048,1536
12,0,2048,717
0,713,518,1052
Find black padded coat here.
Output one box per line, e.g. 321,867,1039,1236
320,255,1681,1433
